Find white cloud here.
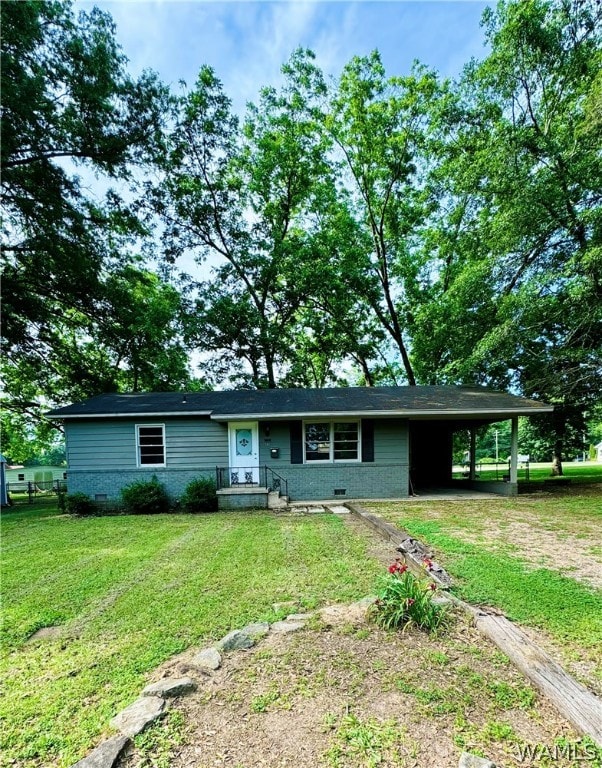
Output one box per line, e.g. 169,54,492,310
80,1,492,112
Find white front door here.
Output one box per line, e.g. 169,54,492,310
228,422,260,485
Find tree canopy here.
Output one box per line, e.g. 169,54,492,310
2,0,600,465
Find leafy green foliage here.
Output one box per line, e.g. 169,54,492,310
3,0,600,469
0,0,194,451
408,0,602,466
180,477,218,513
371,495,602,672
370,561,448,634
120,478,170,515
64,493,96,517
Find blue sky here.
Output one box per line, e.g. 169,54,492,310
80,1,492,112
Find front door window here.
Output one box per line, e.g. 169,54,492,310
229,422,259,484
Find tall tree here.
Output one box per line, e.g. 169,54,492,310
1,0,184,449
326,53,446,385
1,0,168,344
156,51,344,388
408,0,602,469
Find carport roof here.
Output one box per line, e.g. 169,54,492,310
46,386,553,421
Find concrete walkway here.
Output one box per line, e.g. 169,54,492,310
287,488,501,508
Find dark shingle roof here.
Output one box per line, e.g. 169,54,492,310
46,386,552,421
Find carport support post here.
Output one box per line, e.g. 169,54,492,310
510,416,519,484
469,428,477,480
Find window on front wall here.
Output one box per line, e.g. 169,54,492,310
304,421,360,462
137,425,166,466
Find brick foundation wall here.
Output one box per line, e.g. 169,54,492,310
266,463,409,501
67,463,409,503
66,468,217,502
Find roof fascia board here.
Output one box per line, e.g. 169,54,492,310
210,407,554,420
49,411,213,419
49,405,554,420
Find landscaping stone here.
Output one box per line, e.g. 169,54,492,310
142,676,196,698
217,629,256,651
458,752,497,768
71,735,129,768
270,619,305,634
285,613,312,622
192,647,222,671
328,505,350,515
241,622,270,641
109,696,165,737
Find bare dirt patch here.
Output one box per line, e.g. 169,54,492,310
455,519,602,589
26,625,62,642
119,607,582,768
371,491,602,590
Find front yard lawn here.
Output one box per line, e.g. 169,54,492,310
1,506,382,767
366,489,602,692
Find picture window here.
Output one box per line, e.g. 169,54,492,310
304,421,360,463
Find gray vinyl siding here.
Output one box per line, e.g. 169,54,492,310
257,418,408,466
66,421,135,470
258,422,291,464
373,419,408,463
166,419,228,466
65,416,410,502
258,418,409,500
65,418,228,471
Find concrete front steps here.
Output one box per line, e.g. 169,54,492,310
216,486,289,510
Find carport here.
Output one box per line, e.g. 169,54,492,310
408,411,537,497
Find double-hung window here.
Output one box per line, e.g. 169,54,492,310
136,425,166,467
304,421,360,462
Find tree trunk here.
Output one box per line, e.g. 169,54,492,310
552,442,563,476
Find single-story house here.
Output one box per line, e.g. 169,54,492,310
47,386,552,508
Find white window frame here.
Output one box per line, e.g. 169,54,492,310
303,420,361,464
136,424,166,467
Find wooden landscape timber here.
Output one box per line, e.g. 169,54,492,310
474,610,602,746
346,503,602,747
346,503,453,587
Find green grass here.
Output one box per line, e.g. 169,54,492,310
1,506,382,767
455,462,602,485
368,493,602,681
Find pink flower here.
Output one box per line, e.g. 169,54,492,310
407,598,416,606
388,562,409,575
423,558,433,570
428,583,437,591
